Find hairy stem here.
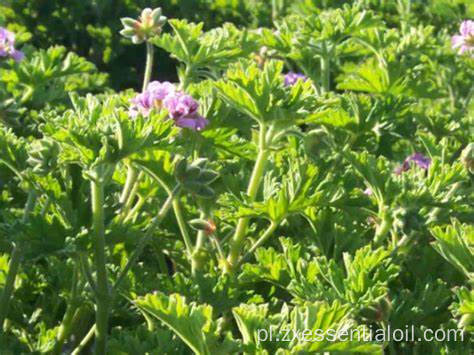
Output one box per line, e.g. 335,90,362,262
373,206,393,246
74,187,179,350
191,212,207,276
91,178,109,355
239,221,279,266
172,198,194,257
121,171,144,219
143,42,154,92
124,195,145,223
180,64,193,91
226,124,270,270
120,164,138,206
320,41,330,93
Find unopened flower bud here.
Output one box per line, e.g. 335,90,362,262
120,7,167,44
189,219,216,235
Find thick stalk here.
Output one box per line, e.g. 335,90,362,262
90,178,109,355
74,187,179,350
320,42,330,93
142,42,154,92
226,125,270,270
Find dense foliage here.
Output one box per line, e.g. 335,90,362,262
0,0,473,354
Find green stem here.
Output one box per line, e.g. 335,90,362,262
226,125,270,271
52,260,80,355
80,253,98,296
124,195,145,223
71,324,96,355
121,171,144,219
143,42,154,92
120,164,138,206
373,207,392,246
320,42,330,93
0,190,36,332
191,212,207,276
22,190,36,223
0,246,22,332
180,64,193,91
239,221,279,266
113,186,180,292
210,235,226,262
90,178,109,355
172,198,194,257
72,187,179,353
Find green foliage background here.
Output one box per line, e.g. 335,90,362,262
0,0,474,354
3,0,472,89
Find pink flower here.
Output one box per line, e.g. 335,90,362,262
147,81,176,100
175,114,209,131
163,92,199,119
284,72,307,86
452,20,474,56
129,81,209,131
395,153,431,175
0,27,24,62
129,91,156,118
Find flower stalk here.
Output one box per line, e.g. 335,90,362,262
239,221,279,266
172,198,194,258
320,41,331,93
90,175,110,355
72,185,179,352
226,124,271,271
191,212,208,276
143,42,154,91
373,207,392,246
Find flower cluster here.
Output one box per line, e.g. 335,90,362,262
284,72,307,86
452,20,474,56
130,81,209,131
120,8,167,44
0,27,24,62
395,153,431,175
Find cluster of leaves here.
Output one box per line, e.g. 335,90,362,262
0,0,473,354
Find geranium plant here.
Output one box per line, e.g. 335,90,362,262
0,1,473,354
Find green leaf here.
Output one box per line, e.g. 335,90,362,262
233,300,382,354
431,221,474,280
134,292,240,355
